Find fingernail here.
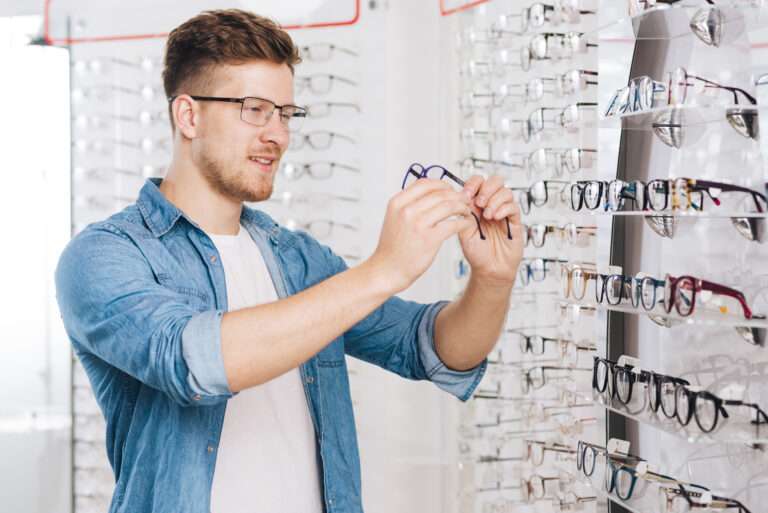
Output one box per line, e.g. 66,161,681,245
484,209,492,219
477,196,486,206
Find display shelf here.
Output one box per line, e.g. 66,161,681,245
559,300,768,331
593,397,768,446
596,5,768,42
578,210,768,220
599,105,754,131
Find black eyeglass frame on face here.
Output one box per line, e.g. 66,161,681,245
401,163,513,241
168,95,307,131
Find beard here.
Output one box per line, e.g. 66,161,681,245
197,148,275,203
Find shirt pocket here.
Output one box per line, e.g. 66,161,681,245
156,273,211,311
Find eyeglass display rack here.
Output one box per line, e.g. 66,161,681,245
447,2,607,513
65,19,370,513
446,1,768,513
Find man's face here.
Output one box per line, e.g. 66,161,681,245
190,61,293,203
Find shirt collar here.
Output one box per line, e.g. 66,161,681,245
136,178,289,245
136,178,185,237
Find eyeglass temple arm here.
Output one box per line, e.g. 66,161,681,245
699,279,753,319
688,74,757,105
723,400,768,424
692,180,767,212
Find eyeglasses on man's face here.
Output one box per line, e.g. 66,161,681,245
168,95,307,132
401,163,513,241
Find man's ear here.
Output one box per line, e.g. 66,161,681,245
171,94,199,139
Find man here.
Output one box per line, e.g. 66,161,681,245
55,9,523,513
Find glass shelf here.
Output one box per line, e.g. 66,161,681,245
594,397,768,446
560,300,768,331
599,105,750,131
596,5,768,42
579,210,768,219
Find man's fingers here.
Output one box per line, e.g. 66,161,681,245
482,187,517,220
419,198,474,230
408,190,470,219
474,175,506,208
492,203,521,222
395,178,454,208
433,215,477,242
462,175,485,201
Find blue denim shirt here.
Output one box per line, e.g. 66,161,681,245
55,178,486,513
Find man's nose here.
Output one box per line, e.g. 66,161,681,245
259,111,290,150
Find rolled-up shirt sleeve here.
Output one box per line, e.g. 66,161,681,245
56,225,233,407
321,238,486,401
416,301,487,402
181,309,233,398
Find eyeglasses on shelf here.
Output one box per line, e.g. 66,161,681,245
593,357,768,433
577,440,689,502
299,43,358,62
568,178,767,217
494,1,596,35
658,484,754,513
517,180,570,214
289,130,357,151
525,440,577,466
280,161,360,180
305,101,361,118
523,222,596,248
518,257,568,285
627,0,762,49
295,73,357,95
522,31,598,72
521,365,592,394
523,103,598,141
267,191,360,208
524,148,597,178
72,84,159,103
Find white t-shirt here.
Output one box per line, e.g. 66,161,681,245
208,226,323,513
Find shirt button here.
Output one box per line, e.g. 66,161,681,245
207,445,215,453
209,255,217,264
306,376,314,384
193,394,201,401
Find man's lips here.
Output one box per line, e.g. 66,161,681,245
248,155,278,172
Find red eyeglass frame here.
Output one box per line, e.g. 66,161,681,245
664,274,754,319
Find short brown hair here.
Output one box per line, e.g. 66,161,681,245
163,9,301,128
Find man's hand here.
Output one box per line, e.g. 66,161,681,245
368,179,476,293
458,175,524,288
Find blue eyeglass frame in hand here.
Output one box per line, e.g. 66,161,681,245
401,163,514,241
